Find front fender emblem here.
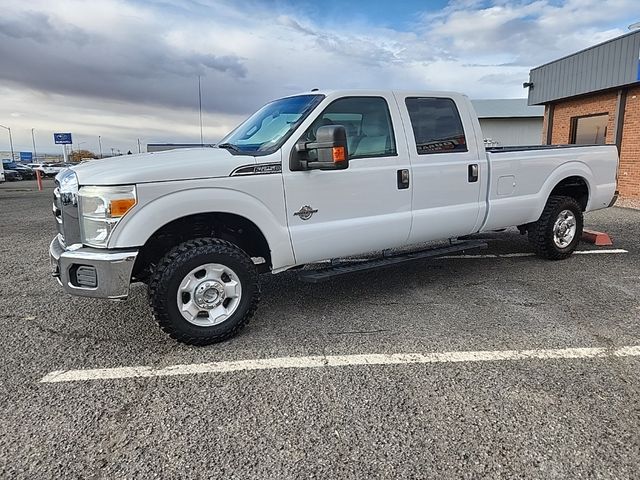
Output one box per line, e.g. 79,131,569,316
294,205,318,221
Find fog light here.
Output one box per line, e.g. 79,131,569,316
74,265,97,288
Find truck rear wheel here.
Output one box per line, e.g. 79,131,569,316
149,238,260,345
528,195,583,260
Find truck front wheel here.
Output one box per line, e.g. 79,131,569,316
149,238,260,345
528,195,583,260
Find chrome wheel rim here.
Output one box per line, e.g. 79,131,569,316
176,263,242,327
553,210,577,248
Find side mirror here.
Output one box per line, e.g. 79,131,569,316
290,125,349,171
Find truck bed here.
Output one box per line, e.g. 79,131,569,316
479,144,618,232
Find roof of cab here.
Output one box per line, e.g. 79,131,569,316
283,89,467,99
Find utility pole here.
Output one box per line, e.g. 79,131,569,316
98,136,103,158
31,128,37,161
0,124,15,162
198,75,204,146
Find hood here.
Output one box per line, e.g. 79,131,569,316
71,148,257,185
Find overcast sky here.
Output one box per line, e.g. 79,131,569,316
0,0,636,155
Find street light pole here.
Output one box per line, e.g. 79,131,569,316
0,124,15,162
31,128,37,161
98,136,103,158
198,75,204,146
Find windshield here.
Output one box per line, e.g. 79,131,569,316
219,94,324,155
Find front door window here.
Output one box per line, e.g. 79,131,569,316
302,97,397,159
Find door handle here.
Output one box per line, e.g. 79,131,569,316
397,169,410,189
468,164,479,183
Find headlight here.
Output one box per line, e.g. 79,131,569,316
57,169,79,206
78,185,137,247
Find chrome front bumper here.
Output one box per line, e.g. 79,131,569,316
50,235,139,300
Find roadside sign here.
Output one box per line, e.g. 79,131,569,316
54,133,72,144
19,151,32,162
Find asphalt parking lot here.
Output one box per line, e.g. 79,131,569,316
1,180,639,479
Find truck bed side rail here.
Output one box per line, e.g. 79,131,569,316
486,144,600,153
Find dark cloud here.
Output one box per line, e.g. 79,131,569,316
0,9,252,114
189,54,247,77
0,12,89,44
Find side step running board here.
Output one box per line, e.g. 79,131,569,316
298,240,488,283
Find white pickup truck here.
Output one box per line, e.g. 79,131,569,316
50,90,618,345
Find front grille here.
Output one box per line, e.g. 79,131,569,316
53,186,64,239
53,174,82,246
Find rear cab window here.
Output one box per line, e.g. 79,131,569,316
405,97,467,155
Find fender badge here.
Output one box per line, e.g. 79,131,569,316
294,205,318,221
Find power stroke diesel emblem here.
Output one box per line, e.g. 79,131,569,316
294,205,318,221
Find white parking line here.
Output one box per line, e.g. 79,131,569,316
439,248,628,259
574,248,629,254
40,345,640,383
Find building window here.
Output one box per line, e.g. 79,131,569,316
405,97,467,154
570,114,608,145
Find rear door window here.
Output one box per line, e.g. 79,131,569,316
405,97,467,154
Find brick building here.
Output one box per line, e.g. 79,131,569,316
526,29,640,198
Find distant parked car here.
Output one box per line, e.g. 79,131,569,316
27,163,46,175
4,170,23,181
17,165,36,179
27,162,66,177
1,161,35,180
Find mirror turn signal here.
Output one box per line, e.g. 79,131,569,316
332,146,346,163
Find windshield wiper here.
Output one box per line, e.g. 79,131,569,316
217,143,241,153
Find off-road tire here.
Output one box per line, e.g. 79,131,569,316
528,195,583,260
149,238,260,345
